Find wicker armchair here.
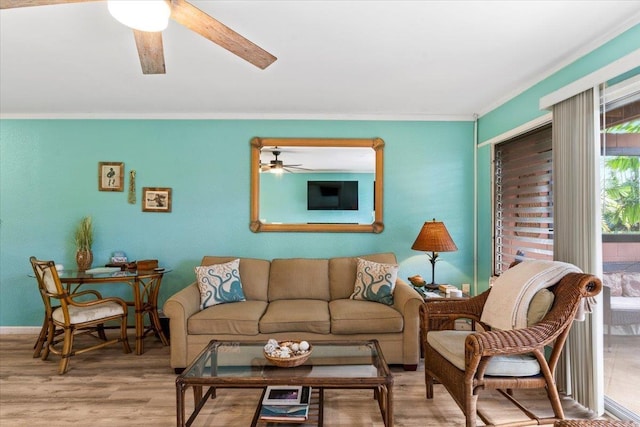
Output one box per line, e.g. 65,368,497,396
420,271,601,427
30,257,131,374
554,421,639,427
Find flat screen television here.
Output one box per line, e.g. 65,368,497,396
307,181,358,210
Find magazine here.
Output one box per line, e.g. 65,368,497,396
262,386,311,406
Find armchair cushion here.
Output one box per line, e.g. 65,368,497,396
622,273,640,297
195,259,246,309
427,330,541,376
527,288,555,326
52,302,125,324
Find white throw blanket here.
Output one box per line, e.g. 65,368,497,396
481,260,582,330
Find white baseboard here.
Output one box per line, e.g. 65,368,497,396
0,326,40,334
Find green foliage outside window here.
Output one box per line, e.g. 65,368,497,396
602,120,640,233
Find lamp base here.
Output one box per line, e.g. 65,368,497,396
424,283,440,291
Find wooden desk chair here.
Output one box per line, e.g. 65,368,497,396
30,257,131,374
420,266,601,427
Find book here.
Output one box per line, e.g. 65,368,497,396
438,284,458,293
259,404,309,422
259,386,311,423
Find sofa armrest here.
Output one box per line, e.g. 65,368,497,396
163,282,200,368
393,278,424,368
393,278,422,314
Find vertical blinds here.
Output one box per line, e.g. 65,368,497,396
494,124,553,274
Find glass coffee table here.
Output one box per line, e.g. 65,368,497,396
176,340,393,427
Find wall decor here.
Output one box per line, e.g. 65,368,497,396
128,170,137,204
250,137,384,233
98,162,124,191
142,187,172,212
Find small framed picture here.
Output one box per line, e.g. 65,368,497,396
142,187,172,213
99,162,124,191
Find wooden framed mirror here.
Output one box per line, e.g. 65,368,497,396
250,137,384,233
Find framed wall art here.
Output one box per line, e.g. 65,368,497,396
98,162,124,191
142,187,172,213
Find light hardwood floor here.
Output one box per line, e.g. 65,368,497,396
0,332,607,426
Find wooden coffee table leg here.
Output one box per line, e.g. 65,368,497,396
192,385,202,404
385,384,393,427
318,388,324,427
176,381,187,427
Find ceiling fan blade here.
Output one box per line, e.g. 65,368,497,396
0,0,100,9
169,0,277,70
133,30,166,75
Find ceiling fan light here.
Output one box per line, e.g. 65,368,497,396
108,1,171,32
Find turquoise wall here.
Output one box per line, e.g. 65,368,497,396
475,23,640,291
0,119,474,326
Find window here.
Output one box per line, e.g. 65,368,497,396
494,125,553,275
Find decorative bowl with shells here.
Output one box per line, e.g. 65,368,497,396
263,339,312,367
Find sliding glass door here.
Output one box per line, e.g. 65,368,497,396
600,77,640,421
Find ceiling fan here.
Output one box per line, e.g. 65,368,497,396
0,0,277,74
260,150,309,174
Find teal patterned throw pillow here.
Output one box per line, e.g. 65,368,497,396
195,259,246,310
350,258,398,305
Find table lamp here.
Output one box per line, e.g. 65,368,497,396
411,219,458,288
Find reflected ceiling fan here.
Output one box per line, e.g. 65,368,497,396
260,150,309,173
0,0,277,74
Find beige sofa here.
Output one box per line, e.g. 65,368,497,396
163,252,423,372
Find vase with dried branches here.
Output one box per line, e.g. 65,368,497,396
74,216,94,271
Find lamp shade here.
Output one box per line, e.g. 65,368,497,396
108,1,171,32
411,219,458,253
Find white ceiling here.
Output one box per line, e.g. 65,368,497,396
1,1,640,119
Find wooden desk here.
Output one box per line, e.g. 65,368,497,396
42,267,170,355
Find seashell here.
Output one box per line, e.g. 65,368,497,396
267,338,279,347
299,341,310,351
279,347,291,355
291,342,300,352
264,343,277,354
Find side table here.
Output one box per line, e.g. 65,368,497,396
414,285,474,334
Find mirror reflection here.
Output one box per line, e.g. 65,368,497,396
250,138,384,233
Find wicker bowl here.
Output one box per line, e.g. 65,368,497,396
263,341,313,368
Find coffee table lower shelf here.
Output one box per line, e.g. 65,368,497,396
254,387,323,426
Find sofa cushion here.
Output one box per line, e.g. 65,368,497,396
329,299,403,334
259,299,331,334
195,259,246,309
350,258,397,305
200,256,270,302
329,253,398,300
622,273,640,297
268,258,330,302
603,272,624,296
188,300,268,335
427,330,541,376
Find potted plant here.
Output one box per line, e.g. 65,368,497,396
74,216,93,271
